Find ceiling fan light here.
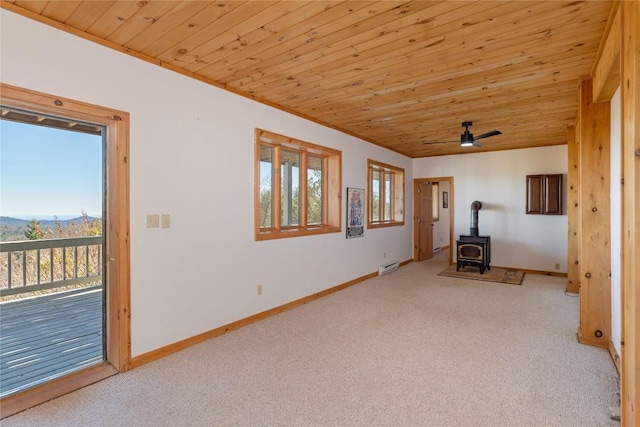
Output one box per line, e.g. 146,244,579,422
460,131,474,147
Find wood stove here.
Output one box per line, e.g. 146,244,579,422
457,235,491,274
456,201,491,274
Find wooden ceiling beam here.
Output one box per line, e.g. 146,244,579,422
155,2,281,67
227,1,527,90
214,1,481,84
229,1,603,92
139,2,248,59
161,1,311,70
298,69,585,123
40,0,82,23
275,53,597,112
180,1,361,74
104,1,182,45
12,0,47,14
1,0,613,158
123,1,212,52
258,30,601,105
63,1,116,32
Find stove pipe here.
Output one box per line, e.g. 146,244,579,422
470,201,483,237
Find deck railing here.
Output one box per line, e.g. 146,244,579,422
0,237,103,297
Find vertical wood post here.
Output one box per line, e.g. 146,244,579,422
577,77,611,349
566,125,580,293
620,1,639,423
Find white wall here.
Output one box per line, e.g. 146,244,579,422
610,87,622,357
0,10,413,357
414,146,568,272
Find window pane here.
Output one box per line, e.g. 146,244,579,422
367,159,404,228
281,149,300,227
259,145,273,228
372,169,381,221
307,155,323,225
384,172,392,220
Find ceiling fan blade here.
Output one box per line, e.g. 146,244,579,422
472,141,484,147
474,130,502,140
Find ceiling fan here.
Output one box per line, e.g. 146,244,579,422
424,121,502,147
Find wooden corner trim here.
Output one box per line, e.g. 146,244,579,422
608,340,621,376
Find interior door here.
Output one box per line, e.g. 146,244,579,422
418,182,434,261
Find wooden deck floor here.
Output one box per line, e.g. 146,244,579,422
0,287,104,397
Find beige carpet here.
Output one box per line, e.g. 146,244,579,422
2,250,618,426
438,264,525,285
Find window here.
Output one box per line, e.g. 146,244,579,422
367,159,404,227
255,129,341,240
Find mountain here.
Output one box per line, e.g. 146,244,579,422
0,216,29,227
0,216,98,229
1,216,101,241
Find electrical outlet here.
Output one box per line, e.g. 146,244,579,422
146,214,159,228
257,284,262,295
555,263,560,270
161,214,171,229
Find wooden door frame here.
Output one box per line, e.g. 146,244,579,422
0,83,131,417
413,177,454,265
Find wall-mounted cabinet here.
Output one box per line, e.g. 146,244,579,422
526,174,563,215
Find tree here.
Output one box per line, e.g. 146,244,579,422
260,168,323,228
290,171,322,225
306,171,322,224
260,175,272,227
24,219,43,240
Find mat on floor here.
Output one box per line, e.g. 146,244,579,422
437,265,525,285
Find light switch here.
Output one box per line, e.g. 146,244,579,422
161,214,171,229
146,214,159,228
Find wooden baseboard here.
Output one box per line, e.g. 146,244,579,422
608,341,621,375
131,260,412,369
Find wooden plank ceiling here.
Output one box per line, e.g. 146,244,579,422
2,0,613,157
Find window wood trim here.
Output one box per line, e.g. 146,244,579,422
0,83,131,417
254,129,341,240
367,159,405,228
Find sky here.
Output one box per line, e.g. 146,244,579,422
0,119,103,220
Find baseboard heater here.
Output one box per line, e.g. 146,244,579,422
378,260,399,275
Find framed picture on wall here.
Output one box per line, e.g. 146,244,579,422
443,191,449,209
346,187,364,238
